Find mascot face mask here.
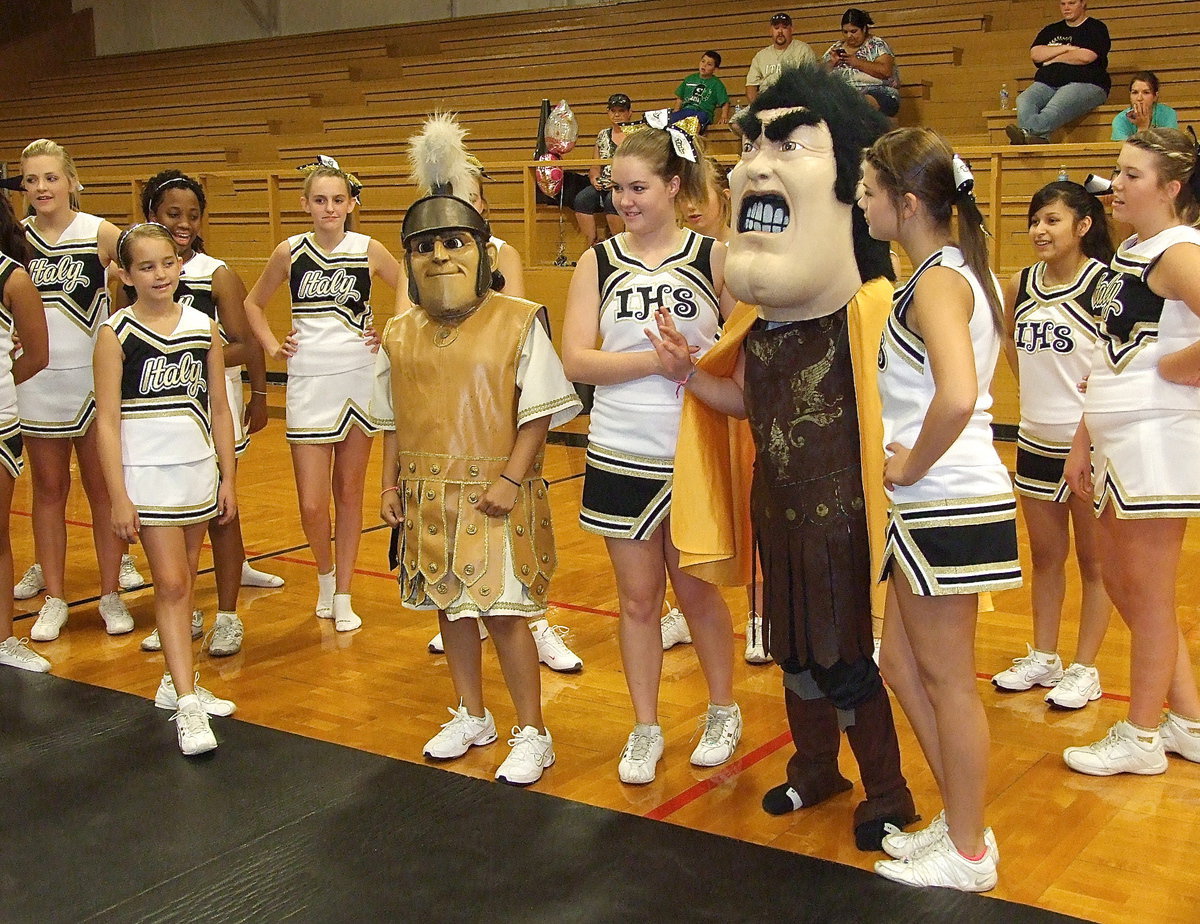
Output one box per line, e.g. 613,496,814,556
727,111,853,321
408,230,484,319
402,193,496,321
725,66,893,322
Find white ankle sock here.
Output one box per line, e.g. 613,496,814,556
333,593,361,631
316,569,336,618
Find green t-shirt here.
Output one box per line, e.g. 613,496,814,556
675,73,729,118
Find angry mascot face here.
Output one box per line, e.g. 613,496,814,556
725,66,894,321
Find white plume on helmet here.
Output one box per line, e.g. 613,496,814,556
407,112,479,198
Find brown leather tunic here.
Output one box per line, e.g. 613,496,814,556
743,307,874,670
381,293,556,612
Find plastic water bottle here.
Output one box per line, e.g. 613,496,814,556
1000,84,1010,110
1058,165,1069,181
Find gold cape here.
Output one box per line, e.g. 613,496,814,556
672,276,892,616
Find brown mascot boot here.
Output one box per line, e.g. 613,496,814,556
845,686,918,850
762,688,852,814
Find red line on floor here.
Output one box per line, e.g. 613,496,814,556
20,514,1135,707
644,730,793,821
12,509,94,530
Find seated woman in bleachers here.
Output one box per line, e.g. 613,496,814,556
1110,71,1178,140
822,8,900,117
572,93,634,247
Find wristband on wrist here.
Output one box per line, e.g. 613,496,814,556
500,474,521,487
674,364,698,397
251,390,267,396
381,485,400,496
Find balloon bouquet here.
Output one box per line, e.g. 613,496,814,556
534,99,578,266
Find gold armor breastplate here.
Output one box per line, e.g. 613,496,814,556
382,294,555,610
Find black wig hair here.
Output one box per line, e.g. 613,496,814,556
737,65,895,281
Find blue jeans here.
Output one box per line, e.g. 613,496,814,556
1016,81,1107,138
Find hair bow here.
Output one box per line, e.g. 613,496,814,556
298,154,364,204
951,154,975,200
1083,173,1113,196
642,109,700,163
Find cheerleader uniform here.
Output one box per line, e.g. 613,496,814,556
284,231,379,443
1085,226,1200,517
877,246,1021,595
125,253,250,456
104,306,218,526
579,229,721,539
0,255,26,478
178,253,250,456
17,212,109,438
1012,259,1106,501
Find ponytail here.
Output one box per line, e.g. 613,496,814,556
864,127,1003,332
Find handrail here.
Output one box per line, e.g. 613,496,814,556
13,143,1122,274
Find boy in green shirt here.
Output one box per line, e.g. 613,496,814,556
670,50,730,130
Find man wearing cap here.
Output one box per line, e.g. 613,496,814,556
745,13,817,102
572,92,636,246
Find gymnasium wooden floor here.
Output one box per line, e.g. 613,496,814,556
9,408,1199,923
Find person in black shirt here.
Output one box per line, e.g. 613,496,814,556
1007,0,1110,143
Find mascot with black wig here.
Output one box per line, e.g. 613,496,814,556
651,65,918,848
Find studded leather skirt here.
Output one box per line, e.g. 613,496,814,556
743,310,875,670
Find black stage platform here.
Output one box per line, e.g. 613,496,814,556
0,671,1085,923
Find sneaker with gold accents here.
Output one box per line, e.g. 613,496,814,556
1063,720,1167,776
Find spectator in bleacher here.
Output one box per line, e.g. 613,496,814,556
745,13,817,102
1111,71,1178,140
821,8,900,117
1006,0,1110,145
669,50,730,131
573,93,634,247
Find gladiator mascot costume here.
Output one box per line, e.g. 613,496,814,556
673,66,917,849
375,120,580,624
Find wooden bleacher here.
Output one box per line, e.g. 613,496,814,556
1,0,1198,427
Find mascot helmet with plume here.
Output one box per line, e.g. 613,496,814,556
404,113,502,305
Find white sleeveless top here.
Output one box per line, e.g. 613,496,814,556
1013,258,1105,429
23,212,109,370
588,229,721,459
1086,225,1200,413
878,246,1011,503
287,231,374,376
105,305,215,465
